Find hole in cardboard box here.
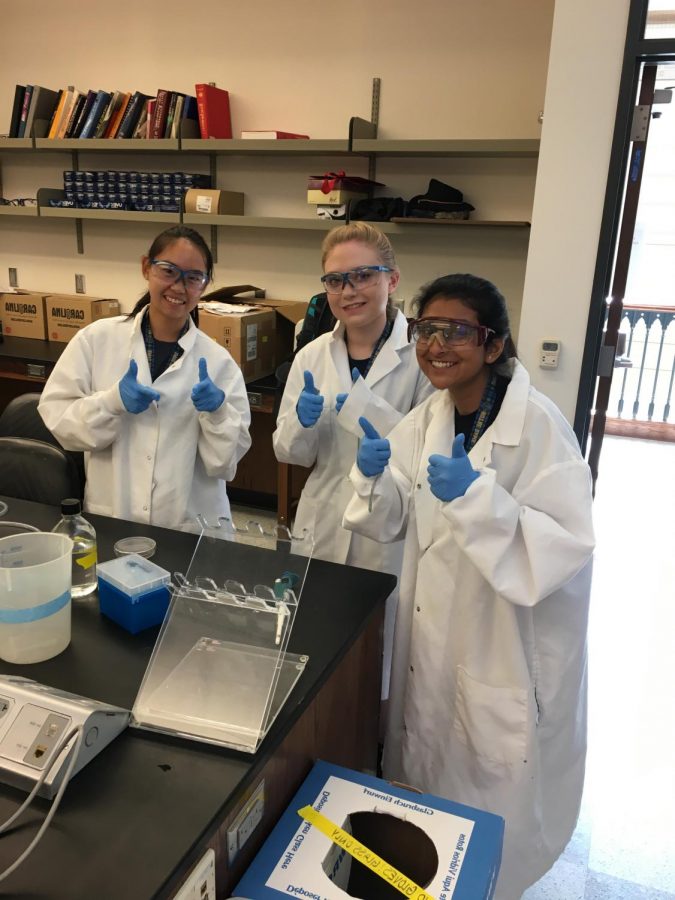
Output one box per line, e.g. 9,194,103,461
323,810,438,900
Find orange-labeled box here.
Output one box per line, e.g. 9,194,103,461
45,294,121,343
0,291,48,339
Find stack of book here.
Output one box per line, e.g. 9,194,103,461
48,170,212,212
307,173,384,220
6,83,232,140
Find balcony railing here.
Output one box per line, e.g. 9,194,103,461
607,303,675,431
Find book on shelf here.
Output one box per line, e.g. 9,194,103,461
132,99,151,138
46,88,66,138
78,90,112,138
181,95,199,134
56,89,81,139
16,85,33,137
23,85,60,138
116,91,151,138
94,90,122,138
150,89,172,138
8,85,26,138
70,89,97,138
104,92,131,138
169,94,184,137
240,130,310,139
146,99,156,138
163,91,183,138
195,83,232,139
64,92,88,138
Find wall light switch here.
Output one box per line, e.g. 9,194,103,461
8,268,18,288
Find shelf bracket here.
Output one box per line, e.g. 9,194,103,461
209,153,218,263
368,77,381,183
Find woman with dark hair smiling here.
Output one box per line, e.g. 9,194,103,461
343,273,595,900
39,225,251,530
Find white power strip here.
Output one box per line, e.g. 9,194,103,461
172,848,216,900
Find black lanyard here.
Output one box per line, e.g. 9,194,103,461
347,318,394,380
464,370,499,452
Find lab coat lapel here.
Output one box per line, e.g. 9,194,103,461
415,392,454,553
365,312,408,389
328,324,353,390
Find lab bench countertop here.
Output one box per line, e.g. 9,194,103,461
0,496,393,899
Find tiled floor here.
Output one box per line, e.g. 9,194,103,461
523,436,675,899
232,435,675,900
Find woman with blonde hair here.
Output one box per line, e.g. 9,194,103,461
273,222,433,698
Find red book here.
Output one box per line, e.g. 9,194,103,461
194,84,232,139
240,130,310,139
150,89,171,139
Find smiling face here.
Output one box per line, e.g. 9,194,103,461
415,297,505,412
141,238,208,339
322,239,400,339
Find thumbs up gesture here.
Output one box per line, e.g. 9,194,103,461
191,357,225,412
427,434,479,502
296,370,324,428
357,416,391,477
119,359,161,414
335,367,360,414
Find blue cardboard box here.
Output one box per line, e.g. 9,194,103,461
233,760,503,900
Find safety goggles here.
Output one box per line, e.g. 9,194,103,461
408,317,495,348
320,265,393,293
150,259,209,291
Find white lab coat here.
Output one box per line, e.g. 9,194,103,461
343,361,595,900
273,312,433,695
38,311,251,531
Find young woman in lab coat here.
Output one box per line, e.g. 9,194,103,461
273,223,433,693
38,226,251,531
343,274,595,900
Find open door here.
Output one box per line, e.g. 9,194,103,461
586,64,658,490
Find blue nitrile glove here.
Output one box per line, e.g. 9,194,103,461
357,416,391,477
191,357,225,412
119,359,160,414
427,434,480,502
336,367,360,414
296,370,324,427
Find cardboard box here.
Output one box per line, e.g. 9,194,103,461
0,291,48,340
307,189,368,205
198,306,275,382
202,288,308,367
233,760,504,900
184,188,244,215
45,294,121,343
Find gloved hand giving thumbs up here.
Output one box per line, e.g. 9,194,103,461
191,357,225,412
119,359,161,414
427,434,479,502
336,367,360,414
357,416,391,477
296,370,324,428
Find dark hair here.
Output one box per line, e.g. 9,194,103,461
412,273,517,365
127,226,213,324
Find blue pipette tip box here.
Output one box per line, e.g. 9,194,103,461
97,553,171,634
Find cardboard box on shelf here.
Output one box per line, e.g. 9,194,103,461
0,291,48,340
45,294,121,343
184,188,244,215
307,188,367,205
233,760,504,900
198,305,275,382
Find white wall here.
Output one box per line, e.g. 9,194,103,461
0,0,552,332
519,0,631,421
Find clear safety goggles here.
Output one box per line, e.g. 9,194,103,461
320,265,393,293
408,317,495,348
150,259,209,292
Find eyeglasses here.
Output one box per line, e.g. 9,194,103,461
0,197,37,206
320,265,393,293
408,317,495,348
150,259,209,291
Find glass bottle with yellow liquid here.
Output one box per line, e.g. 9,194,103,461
52,498,98,599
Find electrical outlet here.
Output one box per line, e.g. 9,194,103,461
75,274,86,294
172,848,216,900
227,779,265,865
8,268,18,288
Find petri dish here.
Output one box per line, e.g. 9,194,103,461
114,536,157,559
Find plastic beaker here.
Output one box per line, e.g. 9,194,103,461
0,532,73,664
0,522,39,539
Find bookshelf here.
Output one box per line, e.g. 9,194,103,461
0,120,538,254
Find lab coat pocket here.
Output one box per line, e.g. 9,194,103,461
453,666,529,768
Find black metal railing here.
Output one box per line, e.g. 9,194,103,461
609,304,675,423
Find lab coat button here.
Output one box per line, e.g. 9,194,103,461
410,665,414,673
416,606,421,612
143,505,148,511
416,483,421,490
146,455,152,461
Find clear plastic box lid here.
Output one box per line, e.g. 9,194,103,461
97,553,171,596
